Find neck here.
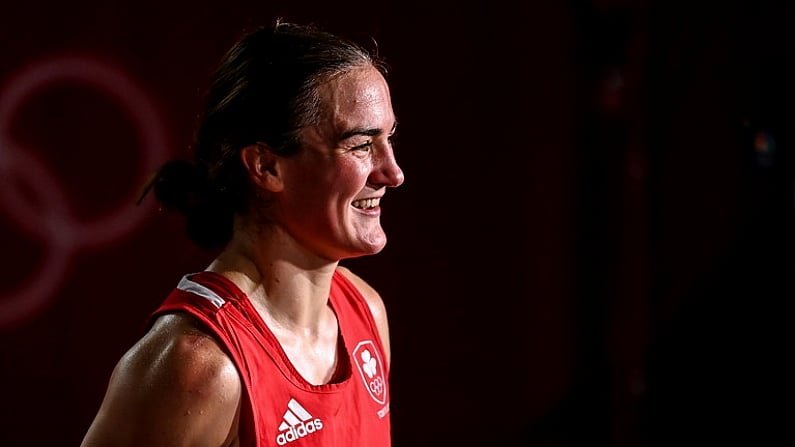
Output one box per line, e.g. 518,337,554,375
207,223,338,331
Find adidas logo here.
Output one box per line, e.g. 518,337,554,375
275,398,324,445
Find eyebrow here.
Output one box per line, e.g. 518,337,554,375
338,121,398,141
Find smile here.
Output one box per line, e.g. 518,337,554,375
352,198,381,209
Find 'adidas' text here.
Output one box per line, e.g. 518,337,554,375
276,419,324,445
275,398,324,445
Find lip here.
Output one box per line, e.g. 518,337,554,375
354,205,381,217
351,195,383,216
352,192,384,202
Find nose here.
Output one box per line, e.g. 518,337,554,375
368,146,404,188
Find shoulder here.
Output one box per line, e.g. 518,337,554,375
336,265,387,321
126,313,241,396
81,313,241,446
336,265,391,364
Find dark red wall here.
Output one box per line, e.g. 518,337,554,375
1,1,793,446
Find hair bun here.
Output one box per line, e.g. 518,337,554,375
151,159,209,215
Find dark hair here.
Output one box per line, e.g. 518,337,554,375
140,20,385,251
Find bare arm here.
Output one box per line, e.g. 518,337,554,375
336,266,391,367
81,314,242,447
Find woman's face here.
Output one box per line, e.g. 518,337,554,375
274,64,404,261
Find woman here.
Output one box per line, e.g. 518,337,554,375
81,20,404,446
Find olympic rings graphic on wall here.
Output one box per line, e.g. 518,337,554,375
0,53,170,328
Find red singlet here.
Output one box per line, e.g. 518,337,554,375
150,270,391,446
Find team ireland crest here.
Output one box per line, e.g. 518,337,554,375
353,340,387,405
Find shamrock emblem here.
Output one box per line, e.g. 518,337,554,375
360,349,377,378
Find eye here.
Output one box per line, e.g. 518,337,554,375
352,141,373,152
388,133,397,148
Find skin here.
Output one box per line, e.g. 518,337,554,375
80,64,403,447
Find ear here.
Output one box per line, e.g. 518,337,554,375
240,143,284,192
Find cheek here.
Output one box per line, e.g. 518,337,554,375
283,157,371,208
332,158,372,194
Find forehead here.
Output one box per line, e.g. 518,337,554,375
317,65,394,131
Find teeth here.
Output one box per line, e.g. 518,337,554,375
352,198,381,209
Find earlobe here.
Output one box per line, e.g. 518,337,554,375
241,143,284,192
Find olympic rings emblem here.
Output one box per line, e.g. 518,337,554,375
369,375,385,395
0,53,169,328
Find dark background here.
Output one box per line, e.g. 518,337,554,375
1,0,793,445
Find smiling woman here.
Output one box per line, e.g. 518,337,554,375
80,19,403,447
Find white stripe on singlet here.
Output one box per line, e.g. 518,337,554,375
176,275,226,308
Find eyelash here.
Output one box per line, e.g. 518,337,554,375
352,142,373,152
352,135,396,152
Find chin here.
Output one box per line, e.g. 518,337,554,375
347,238,387,258
350,228,387,252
